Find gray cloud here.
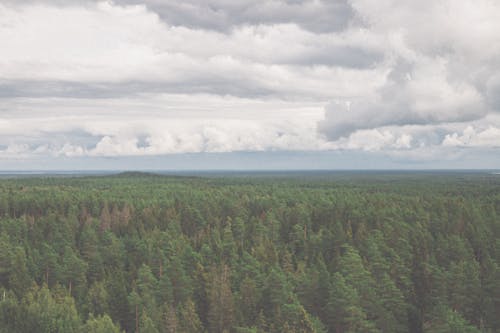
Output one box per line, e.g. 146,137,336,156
1,0,356,33
284,46,382,68
318,0,500,140
319,60,486,140
0,79,275,99
116,0,356,33
0,2,382,100
486,73,500,111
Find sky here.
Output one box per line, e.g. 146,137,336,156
1,0,500,170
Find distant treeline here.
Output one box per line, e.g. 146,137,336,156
0,174,498,332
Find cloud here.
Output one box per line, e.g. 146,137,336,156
111,0,357,33
333,129,411,152
0,3,383,100
2,0,358,33
443,126,500,148
0,0,499,166
0,94,331,158
318,0,500,140
319,58,484,140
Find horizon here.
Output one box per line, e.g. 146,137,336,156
1,168,499,175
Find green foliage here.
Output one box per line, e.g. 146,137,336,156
139,311,159,333
83,314,122,333
326,272,376,333
178,298,203,333
22,285,81,333
0,173,498,332
427,306,482,333
207,264,234,333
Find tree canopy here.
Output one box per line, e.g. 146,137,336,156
0,172,498,332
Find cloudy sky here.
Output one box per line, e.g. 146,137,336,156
1,0,500,170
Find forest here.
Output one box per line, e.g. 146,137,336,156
0,171,498,333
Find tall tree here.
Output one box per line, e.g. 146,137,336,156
207,264,234,333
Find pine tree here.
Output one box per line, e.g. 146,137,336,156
327,272,378,333
83,314,122,333
207,264,234,333
99,203,112,233
178,299,203,333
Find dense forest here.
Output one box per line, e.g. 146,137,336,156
0,172,498,332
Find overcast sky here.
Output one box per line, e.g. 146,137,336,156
1,0,500,170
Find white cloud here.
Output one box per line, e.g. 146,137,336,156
319,0,500,140
0,2,382,99
0,94,331,158
443,126,500,148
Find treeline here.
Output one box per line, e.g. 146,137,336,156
0,173,498,332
